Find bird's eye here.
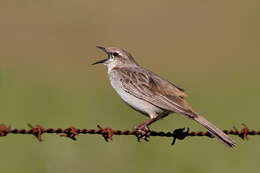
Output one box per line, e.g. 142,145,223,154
112,52,119,56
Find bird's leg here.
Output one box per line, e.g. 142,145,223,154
133,118,157,131
133,118,158,141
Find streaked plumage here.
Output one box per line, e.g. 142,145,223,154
93,46,236,148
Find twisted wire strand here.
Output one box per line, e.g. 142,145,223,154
0,123,258,145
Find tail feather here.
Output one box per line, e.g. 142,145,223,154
193,114,236,148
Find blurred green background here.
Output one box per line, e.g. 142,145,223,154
0,0,259,173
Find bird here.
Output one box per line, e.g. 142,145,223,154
92,46,236,148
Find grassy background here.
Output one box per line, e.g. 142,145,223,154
0,1,259,172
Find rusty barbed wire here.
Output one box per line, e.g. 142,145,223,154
0,123,259,145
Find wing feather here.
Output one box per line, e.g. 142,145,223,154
118,67,195,118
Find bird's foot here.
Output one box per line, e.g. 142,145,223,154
133,123,151,142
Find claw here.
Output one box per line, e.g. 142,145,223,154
135,129,151,142
133,124,151,142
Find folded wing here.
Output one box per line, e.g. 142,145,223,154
118,67,197,119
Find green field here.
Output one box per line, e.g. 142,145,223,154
0,1,259,173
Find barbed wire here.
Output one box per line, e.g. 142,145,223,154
0,123,259,145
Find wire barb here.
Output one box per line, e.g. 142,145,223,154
0,124,10,137
28,124,44,141
97,125,114,142
0,123,258,145
60,126,79,140
233,123,249,140
171,128,189,145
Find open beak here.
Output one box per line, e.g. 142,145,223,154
92,46,109,65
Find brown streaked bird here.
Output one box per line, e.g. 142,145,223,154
92,46,236,148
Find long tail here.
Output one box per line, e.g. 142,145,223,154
193,114,236,148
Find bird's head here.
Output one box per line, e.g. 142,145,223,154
92,46,137,70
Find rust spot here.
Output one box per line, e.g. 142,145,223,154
28,124,44,142
0,124,9,137
233,123,249,140
60,126,79,140
97,125,114,142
